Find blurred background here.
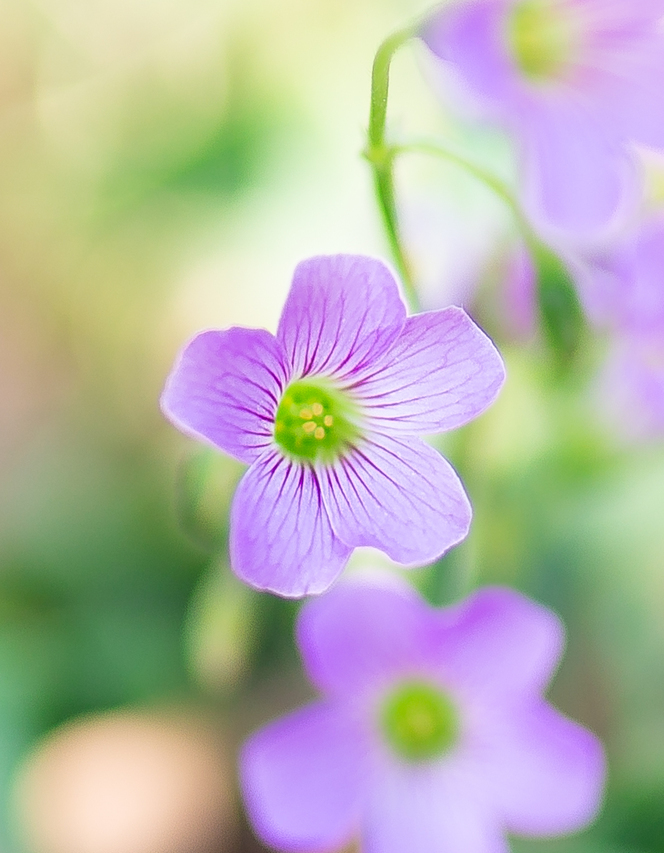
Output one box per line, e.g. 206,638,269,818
0,0,663,851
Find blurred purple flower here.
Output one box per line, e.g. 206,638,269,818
241,579,605,853
161,255,504,597
579,213,664,332
597,332,664,438
422,0,664,236
579,213,664,436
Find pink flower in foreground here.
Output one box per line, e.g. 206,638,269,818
422,0,664,235
161,255,504,597
241,579,605,853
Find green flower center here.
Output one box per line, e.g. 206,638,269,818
274,379,360,463
507,0,579,81
381,681,459,762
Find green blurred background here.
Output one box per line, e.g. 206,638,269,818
0,0,663,851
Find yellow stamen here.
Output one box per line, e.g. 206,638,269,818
312,403,324,416
302,421,317,434
299,407,313,420
324,415,334,427
314,427,325,440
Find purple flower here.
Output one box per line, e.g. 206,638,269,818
422,0,664,235
579,213,664,333
578,213,664,436
241,579,606,853
596,331,664,438
161,255,504,597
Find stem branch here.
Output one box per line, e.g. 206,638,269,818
365,26,419,311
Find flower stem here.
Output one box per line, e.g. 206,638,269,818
394,140,587,367
391,140,534,241
365,26,419,312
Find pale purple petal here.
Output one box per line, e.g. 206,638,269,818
479,701,606,835
161,328,289,463
354,308,505,435
422,0,523,112
519,102,637,235
229,450,352,596
437,588,564,700
297,581,434,698
319,435,471,566
363,761,508,853
276,255,406,382
623,218,664,331
596,332,664,439
577,214,664,332
241,702,368,852
501,246,537,340
600,36,664,149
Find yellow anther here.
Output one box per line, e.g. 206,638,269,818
312,403,324,416
323,415,334,427
299,407,313,420
314,427,325,440
302,421,317,434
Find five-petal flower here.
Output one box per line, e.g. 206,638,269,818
241,578,606,853
422,0,664,236
161,254,504,597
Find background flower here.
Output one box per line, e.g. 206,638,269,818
241,578,605,853
577,213,664,437
421,0,664,237
162,254,505,596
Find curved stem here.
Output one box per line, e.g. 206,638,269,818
391,140,535,245
365,26,419,311
393,140,587,368
368,27,417,148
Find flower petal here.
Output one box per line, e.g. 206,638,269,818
480,701,606,835
363,761,508,853
319,435,471,566
297,580,434,697
519,103,636,235
241,702,368,853
229,450,352,597
596,331,664,439
437,588,564,700
356,308,505,435
161,328,289,463
422,0,522,110
276,255,406,382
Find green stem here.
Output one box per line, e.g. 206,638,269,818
391,140,535,244
393,141,587,365
368,27,416,148
365,26,419,311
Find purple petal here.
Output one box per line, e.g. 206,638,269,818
319,435,471,566
363,760,508,853
297,580,434,698
422,0,522,111
276,255,406,382
241,702,368,852
161,328,289,463
596,331,664,439
479,701,606,835
355,308,505,435
601,35,664,149
622,69,664,149
519,103,636,234
437,588,564,700
501,246,537,340
577,215,664,332
229,450,352,597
